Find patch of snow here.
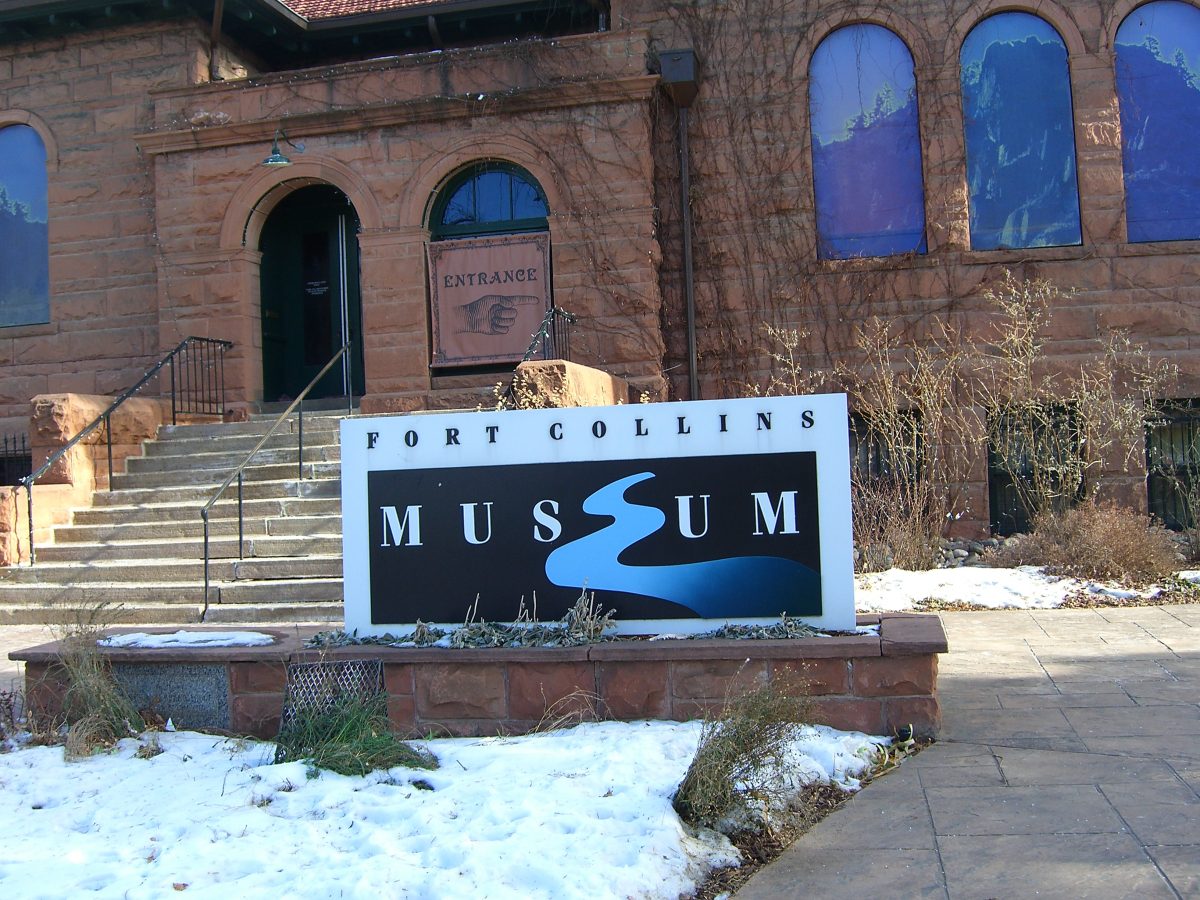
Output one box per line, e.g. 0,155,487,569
98,631,276,649
0,721,887,898
855,566,1082,611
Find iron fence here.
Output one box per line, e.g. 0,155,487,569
1146,400,1200,531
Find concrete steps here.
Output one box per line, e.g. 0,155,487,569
0,410,350,626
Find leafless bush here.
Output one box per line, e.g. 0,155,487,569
840,319,979,571
989,501,1180,583
976,271,1176,525
672,674,813,832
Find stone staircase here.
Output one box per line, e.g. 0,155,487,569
0,412,348,626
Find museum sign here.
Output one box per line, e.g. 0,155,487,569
341,395,855,634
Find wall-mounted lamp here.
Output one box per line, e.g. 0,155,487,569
262,130,305,167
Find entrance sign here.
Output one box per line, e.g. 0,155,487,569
341,395,855,635
427,233,552,367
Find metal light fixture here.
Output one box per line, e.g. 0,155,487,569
262,129,304,167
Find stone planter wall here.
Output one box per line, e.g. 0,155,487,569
14,614,947,740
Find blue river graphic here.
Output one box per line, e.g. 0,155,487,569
544,472,821,617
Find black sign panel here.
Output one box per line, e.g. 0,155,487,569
366,452,821,624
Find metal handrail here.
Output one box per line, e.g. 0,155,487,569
522,306,577,363
17,336,232,565
200,343,352,615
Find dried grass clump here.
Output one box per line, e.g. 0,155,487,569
447,590,615,649
672,677,812,832
532,690,610,734
990,502,1180,583
56,625,144,759
274,691,437,777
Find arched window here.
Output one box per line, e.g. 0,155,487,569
426,161,553,369
430,162,549,239
0,124,49,326
809,24,926,259
960,13,1082,250
1115,1,1200,242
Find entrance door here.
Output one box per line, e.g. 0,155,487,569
260,186,365,402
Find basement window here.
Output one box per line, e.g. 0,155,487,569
1146,400,1200,530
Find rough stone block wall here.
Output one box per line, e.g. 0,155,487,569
141,30,666,409
13,616,946,740
2,2,1198,537
0,20,216,437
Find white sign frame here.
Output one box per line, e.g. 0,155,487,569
341,394,855,635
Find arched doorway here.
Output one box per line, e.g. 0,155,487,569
259,185,365,402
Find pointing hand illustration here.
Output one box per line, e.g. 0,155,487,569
456,295,539,335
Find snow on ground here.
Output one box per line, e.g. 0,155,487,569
0,722,887,900
98,631,277,649
853,565,1169,612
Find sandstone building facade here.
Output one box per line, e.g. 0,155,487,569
1,0,1199,534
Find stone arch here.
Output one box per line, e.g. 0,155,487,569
1103,0,1200,48
798,8,934,75
219,157,384,251
947,0,1087,58
399,137,565,231
0,109,59,171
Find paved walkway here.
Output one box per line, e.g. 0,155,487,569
740,605,1200,899
1,624,55,695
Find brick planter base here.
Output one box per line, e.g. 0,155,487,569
13,614,947,739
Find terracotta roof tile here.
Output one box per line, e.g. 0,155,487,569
283,0,448,20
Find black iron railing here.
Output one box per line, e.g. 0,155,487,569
17,336,232,565
200,343,351,616
522,306,577,363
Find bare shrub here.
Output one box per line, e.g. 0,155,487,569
672,674,813,832
976,271,1176,526
839,319,979,571
989,501,1180,583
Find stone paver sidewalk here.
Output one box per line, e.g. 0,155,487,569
1,624,55,694
739,605,1200,899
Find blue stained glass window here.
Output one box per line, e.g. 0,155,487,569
961,13,1082,250
434,163,549,237
0,125,49,327
1116,1,1200,242
809,24,927,259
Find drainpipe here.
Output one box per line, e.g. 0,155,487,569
657,49,701,401
208,0,225,82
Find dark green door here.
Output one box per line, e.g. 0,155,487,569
260,186,365,402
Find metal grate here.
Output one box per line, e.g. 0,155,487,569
848,411,922,484
0,433,30,487
279,658,384,729
987,405,1082,536
1146,400,1200,531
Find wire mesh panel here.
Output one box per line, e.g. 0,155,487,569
279,658,384,729
1146,400,1200,531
